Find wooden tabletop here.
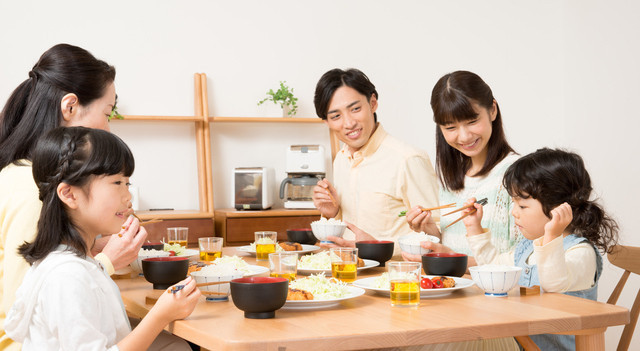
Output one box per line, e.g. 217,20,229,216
116,248,629,351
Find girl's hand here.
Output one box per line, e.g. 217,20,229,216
401,241,455,262
152,276,201,325
101,215,148,270
312,179,340,218
543,202,573,244
461,198,484,235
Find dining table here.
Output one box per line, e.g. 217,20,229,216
115,247,630,351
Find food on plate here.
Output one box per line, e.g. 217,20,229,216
287,273,350,300
287,288,314,300
279,242,303,251
188,261,213,274
193,255,253,275
298,251,331,270
163,242,186,256
374,273,456,290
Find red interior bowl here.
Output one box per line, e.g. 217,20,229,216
424,252,467,258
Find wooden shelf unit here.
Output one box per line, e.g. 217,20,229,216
214,208,320,246
113,74,340,240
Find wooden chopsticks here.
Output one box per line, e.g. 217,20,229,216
170,280,232,294
132,213,163,226
420,202,456,212
444,198,488,228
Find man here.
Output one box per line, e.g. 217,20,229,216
312,68,440,253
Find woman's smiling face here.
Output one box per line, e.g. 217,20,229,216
439,101,496,162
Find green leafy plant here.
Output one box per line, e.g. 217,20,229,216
108,98,124,121
257,81,298,116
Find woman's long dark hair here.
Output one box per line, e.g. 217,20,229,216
503,148,618,253
0,43,116,170
431,71,514,191
19,127,134,264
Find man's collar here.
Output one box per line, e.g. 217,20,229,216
341,123,387,162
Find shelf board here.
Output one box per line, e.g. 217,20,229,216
135,210,213,220
214,208,320,218
116,115,204,122
209,117,322,123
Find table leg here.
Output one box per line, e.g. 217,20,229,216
575,331,605,351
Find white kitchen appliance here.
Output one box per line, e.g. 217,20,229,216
279,145,326,209
232,167,274,210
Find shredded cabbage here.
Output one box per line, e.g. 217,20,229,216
211,255,252,274
163,243,186,256
289,273,350,300
372,272,418,289
297,251,331,270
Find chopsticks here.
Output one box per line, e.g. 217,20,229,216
398,203,456,217
132,214,163,226
170,281,232,294
444,198,488,228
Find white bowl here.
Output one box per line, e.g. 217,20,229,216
469,265,523,297
130,250,170,273
191,270,244,302
310,221,347,242
397,232,440,255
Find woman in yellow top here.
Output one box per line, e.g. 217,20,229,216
0,44,147,350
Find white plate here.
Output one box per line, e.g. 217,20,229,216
244,265,269,277
353,275,475,298
297,259,379,275
177,249,199,262
236,244,321,256
282,286,365,309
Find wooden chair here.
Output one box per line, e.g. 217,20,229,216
606,245,640,351
515,244,639,351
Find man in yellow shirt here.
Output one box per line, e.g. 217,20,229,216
312,68,440,254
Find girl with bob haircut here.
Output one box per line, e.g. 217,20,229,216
4,127,200,350
405,71,521,264
462,148,618,350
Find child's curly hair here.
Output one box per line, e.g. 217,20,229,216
503,148,618,253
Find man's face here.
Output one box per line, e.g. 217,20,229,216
324,86,378,154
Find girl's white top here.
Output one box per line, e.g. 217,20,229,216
4,245,130,350
439,153,522,255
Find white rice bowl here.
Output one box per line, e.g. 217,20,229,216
310,217,347,242
398,232,441,255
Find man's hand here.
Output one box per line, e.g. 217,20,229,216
312,179,339,218
100,215,148,270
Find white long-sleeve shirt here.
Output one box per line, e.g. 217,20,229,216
4,246,130,350
467,231,597,293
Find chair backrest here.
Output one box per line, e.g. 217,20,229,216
607,245,640,351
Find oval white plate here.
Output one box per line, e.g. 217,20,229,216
297,259,379,275
236,244,321,256
353,275,474,298
282,286,365,309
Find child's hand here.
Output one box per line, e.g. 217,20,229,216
462,198,484,235
543,202,573,244
152,276,201,325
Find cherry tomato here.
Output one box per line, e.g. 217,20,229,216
431,277,444,289
168,250,176,256
420,278,433,289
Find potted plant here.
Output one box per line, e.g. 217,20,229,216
257,81,298,117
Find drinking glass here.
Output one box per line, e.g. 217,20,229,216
269,252,298,281
388,261,421,307
167,227,188,248
254,231,277,261
199,237,223,261
330,247,358,283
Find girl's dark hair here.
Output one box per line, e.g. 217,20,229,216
431,71,514,191
503,148,618,253
0,43,116,170
19,127,134,264
314,68,378,122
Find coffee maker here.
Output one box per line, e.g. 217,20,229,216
279,145,326,209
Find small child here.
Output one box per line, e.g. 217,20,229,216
4,127,201,350
462,147,619,351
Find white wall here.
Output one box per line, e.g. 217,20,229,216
1,1,637,348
